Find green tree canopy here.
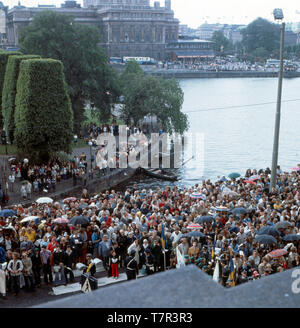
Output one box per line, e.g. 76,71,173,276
2,54,40,144
120,61,188,134
0,51,22,128
14,59,73,163
18,11,120,133
211,30,231,55
241,18,280,56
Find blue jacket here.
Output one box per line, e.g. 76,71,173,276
98,240,112,258
0,246,6,263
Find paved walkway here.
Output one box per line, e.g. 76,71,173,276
0,142,97,206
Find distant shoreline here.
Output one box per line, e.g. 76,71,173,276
146,70,300,79
111,64,300,79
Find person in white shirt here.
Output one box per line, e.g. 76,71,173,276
8,173,15,192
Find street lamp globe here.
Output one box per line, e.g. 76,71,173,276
273,8,284,21
88,141,93,147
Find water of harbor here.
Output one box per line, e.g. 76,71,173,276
115,77,300,191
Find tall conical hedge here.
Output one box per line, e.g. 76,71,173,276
14,59,73,162
0,51,22,128
2,55,40,143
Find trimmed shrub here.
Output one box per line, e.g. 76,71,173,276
14,59,73,163
2,55,40,143
0,51,22,128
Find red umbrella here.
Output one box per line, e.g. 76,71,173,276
267,249,288,258
187,223,202,229
244,180,255,185
52,217,69,224
63,197,77,203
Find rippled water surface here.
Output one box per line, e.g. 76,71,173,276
119,77,300,190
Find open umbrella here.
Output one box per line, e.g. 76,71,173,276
267,249,288,258
69,216,89,226
196,215,214,224
255,234,277,245
36,197,53,204
189,192,206,201
184,231,205,238
248,175,260,181
52,217,69,224
63,197,77,203
212,206,230,212
231,207,248,216
283,234,300,242
228,172,240,179
244,180,255,185
257,226,280,237
187,223,202,229
0,209,16,217
20,216,39,224
291,167,300,171
3,225,17,234
275,221,292,229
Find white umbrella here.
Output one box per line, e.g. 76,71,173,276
20,216,39,223
36,197,53,204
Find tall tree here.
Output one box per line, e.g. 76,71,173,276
120,61,188,134
2,54,40,144
241,18,280,56
0,51,22,128
14,59,73,163
211,30,231,55
18,11,120,133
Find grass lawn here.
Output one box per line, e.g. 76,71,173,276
0,144,18,155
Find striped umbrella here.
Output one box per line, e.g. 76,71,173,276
63,197,77,203
267,249,288,258
190,192,206,201
248,175,260,181
291,167,300,171
52,217,69,224
187,223,202,229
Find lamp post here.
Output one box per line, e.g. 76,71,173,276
270,9,285,191
88,141,93,170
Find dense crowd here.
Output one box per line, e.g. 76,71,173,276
0,164,300,299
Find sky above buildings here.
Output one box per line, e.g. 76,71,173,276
3,0,300,28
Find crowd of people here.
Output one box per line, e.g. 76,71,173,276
0,164,299,299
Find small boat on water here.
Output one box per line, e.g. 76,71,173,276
138,168,178,181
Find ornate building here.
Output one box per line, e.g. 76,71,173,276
5,0,179,60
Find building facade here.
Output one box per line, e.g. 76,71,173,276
5,0,179,60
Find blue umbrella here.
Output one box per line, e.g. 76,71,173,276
255,234,277,245
257,226,280,237
184,231,206,238
231,207,248,216
196,216,215,224
0,209,16,217
228,172,241,179
283,234,300,242
211,206,230,212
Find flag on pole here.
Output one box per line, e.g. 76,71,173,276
161,223,166,249
176,246,185,269
228,255,236,287
213,259,220,283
